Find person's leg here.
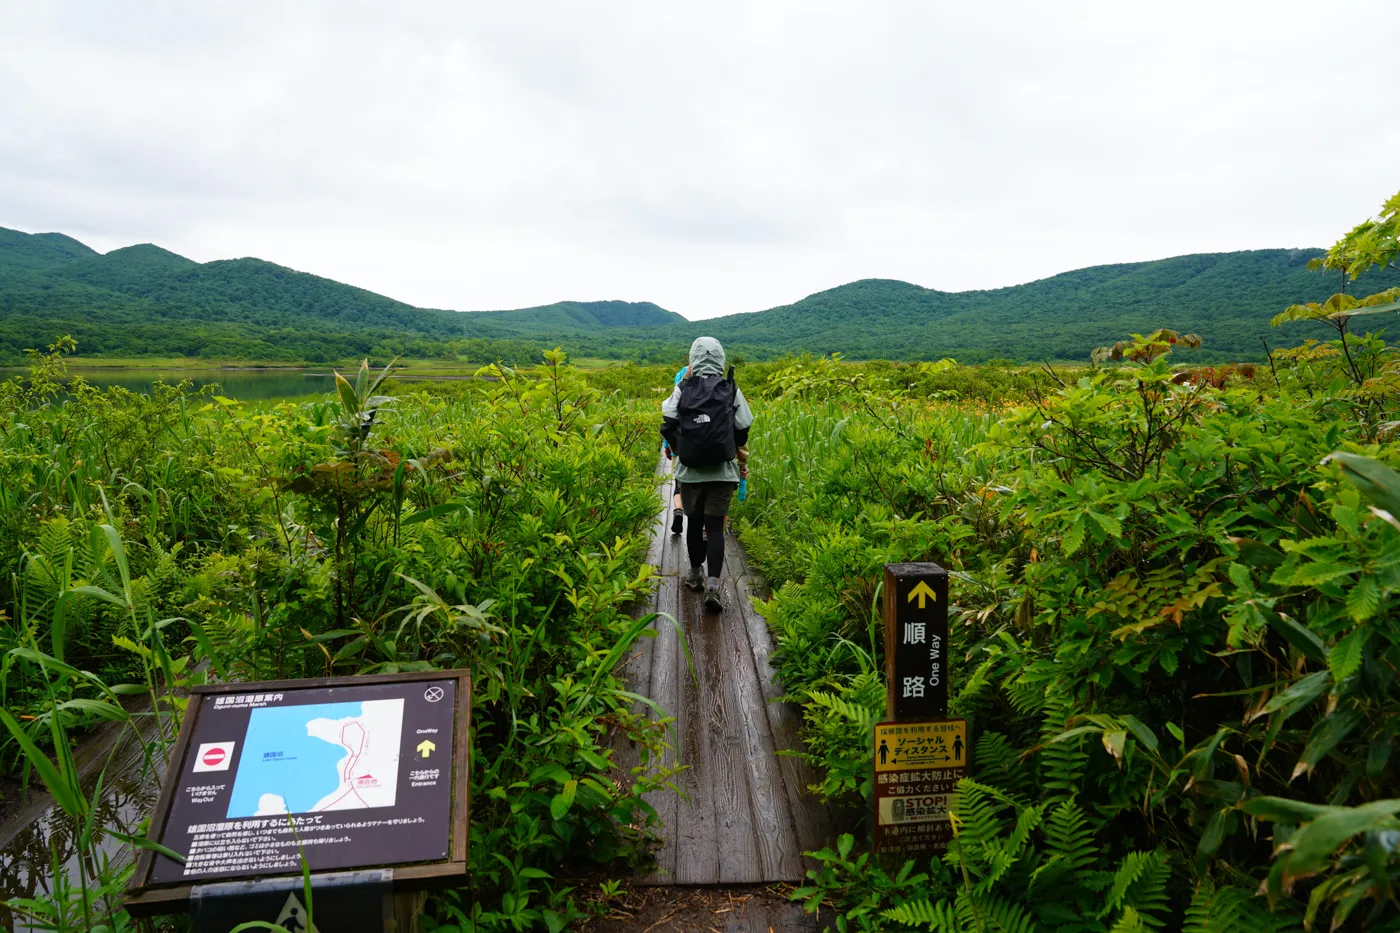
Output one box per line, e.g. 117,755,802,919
685,512,706,577
704,514,725,579
679,484,707,589
700,482,737,611
671,488,684,535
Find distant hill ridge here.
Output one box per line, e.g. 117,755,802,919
474,299,686,328
705,248,1400,361
1,225,1396,363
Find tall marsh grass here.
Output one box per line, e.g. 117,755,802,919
2,345,678,931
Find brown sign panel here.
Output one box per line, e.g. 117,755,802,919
125,670,471,916
872,719,967,858
883,563,950,722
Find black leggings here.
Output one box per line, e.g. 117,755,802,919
686,514,726,579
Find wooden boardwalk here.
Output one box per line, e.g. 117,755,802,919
614,459,835,886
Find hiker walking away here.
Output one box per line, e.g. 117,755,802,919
662,361,689,535
661,337,752,613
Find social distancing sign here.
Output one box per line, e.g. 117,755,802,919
874,720,966,771
872,718,967,857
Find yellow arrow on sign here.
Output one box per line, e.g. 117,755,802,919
907,581,937,609
416,739,436,759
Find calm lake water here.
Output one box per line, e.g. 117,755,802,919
60,368,341,400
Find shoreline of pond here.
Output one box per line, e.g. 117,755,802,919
0,366,505,402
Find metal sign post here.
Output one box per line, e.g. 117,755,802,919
874,563,966,859
125,670,472,931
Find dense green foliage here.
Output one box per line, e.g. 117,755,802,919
7,190,1400,932
8,226,1399,366
721,189,1400,932
0,346,675,931
735,320,1400,928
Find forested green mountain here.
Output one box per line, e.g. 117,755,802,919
0,227,680,362
471,300,684,330
704,250,1400,362
3,226,1396,363
0,226,98,269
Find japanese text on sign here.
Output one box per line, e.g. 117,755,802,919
872,718,968,859
883,564,949,721
874,719,966,772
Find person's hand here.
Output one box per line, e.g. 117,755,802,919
739,463,749,479
664,447,673,460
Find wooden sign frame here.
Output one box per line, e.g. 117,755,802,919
124,670,471,917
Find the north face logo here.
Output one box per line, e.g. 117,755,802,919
691,414,711,424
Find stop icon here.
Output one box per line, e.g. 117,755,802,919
193,741,235,772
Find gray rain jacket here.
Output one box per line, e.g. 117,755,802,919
661,337,754,484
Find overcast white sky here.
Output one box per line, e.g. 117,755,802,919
2,2,1397,320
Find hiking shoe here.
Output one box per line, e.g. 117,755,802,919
670,508,684,536
682,566,705,592
704,583,724,613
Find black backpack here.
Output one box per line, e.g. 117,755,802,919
675,367,738,468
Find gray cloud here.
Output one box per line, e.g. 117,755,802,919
1,1,1396,319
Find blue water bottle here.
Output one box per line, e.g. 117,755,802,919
738,477,748,502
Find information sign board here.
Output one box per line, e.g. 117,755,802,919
125,671,470,916
883,563,949,722
871,718,967,857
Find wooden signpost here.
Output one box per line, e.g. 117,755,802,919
125,670,471,932
882,563,949,721
874,563,967,858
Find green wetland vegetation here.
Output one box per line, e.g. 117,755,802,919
3,191,1400,931
0,349,675,931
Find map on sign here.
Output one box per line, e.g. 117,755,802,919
226,699,404,818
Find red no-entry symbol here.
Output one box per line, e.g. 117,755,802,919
192,741,235,772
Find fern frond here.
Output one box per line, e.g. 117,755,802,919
1039,696,1087,804
954,890,1038,933
1043,798,1098,873
1109,906,1148,933
882,897,960,931
973,732,1030,794
41,516,84,574
952,779,1015,855
954,656,997,710
1029,797,1100,893
806,688,879,729
1103,850,1171,929
1004,676,1049,716
948,780,1041,893
1184,879,1304,933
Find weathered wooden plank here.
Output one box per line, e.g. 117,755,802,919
615,455,680,883
700,585,763,885
724,896,826,933
669,584,723,884
627,475,669,701
718,541,805,881
639,524,684,884
730,548,839,857
609,461,670,778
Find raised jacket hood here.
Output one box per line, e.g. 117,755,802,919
688,336,726,378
